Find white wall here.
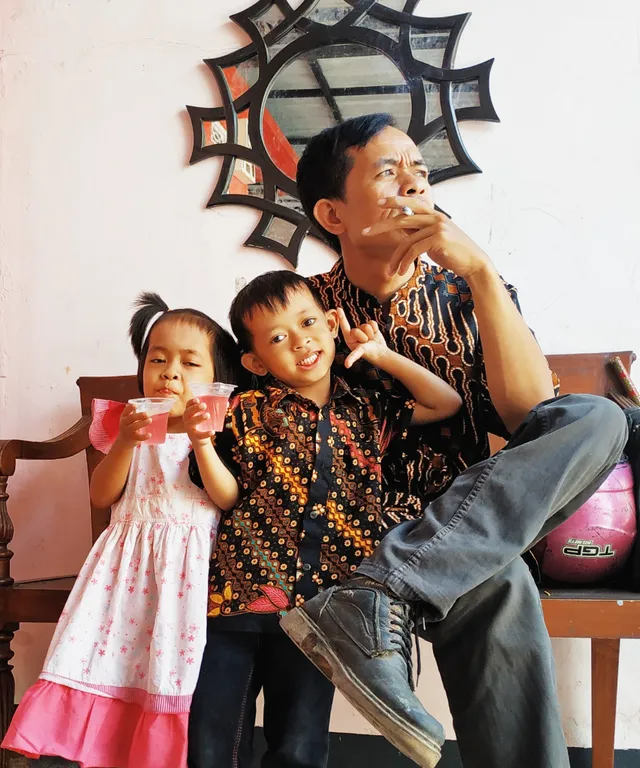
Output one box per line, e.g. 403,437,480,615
1,0,639,749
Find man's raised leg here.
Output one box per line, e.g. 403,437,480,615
281,394,627,767
426,558,569,768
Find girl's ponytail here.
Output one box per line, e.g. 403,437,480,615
129,292,169,360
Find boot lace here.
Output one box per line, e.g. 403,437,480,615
387,598,422,691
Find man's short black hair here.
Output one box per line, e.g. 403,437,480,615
296,113,397,254
229,270,325,353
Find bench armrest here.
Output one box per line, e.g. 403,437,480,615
0,415,92,477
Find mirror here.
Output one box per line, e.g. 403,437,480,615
265,44,411,179
187,0,499,266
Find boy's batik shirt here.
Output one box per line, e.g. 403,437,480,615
190,376,414,627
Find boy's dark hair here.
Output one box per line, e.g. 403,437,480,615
129,292,246,393
229,271,325,353
296,113,397,254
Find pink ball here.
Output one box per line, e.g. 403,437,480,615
538,461,637,584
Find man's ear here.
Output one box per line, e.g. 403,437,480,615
313,198,346,237
325,309,339,339
241,351,268,377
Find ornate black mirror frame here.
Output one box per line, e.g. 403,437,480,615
187,0,499,268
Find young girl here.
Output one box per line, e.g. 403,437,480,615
3,292,243,768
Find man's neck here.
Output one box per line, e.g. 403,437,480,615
340,246,416,303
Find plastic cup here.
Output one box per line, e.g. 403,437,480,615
190,382,236,432
128,397,175,445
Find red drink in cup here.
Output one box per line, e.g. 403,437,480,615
128,398,175,445
146,412,171,444
190,383,236,432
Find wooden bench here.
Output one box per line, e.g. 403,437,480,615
537,352,640,768
0,353,637,768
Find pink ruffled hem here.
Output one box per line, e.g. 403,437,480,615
2,680,187,768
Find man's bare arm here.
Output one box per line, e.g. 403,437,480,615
466,265,554,432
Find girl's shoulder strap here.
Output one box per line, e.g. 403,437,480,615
89,399,126,454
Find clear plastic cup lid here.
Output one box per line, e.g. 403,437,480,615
190,382,236,397
128,397,175,414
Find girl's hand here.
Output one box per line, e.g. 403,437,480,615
116,403,151,448
183,398,215,444
337,308,388,369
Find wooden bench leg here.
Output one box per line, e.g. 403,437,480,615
591,638,620,768
0,622,18,768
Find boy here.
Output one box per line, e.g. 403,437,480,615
184,270,461,768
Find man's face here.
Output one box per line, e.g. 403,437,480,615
331,126,434,254
241,287,338,390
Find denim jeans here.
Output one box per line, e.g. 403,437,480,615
358,394,629,768
624,407,640,588
188,625,335,768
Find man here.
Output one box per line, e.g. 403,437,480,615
280,114,628,768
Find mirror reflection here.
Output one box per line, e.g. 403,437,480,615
420,130,458,174
265,44,411,179
306,0,354,26
221,58,260,99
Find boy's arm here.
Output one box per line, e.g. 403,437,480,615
373,350,461,425
184,399,240,511
338,309,461,425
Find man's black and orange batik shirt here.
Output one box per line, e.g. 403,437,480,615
310,259,556,518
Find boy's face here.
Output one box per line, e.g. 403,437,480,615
241,287,339,390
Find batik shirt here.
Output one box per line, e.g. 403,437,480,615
190,376,414,630
310,259,552,517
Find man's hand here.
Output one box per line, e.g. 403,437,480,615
338,308,388,369
363,196,493,279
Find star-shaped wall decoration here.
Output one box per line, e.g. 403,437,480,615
187,0,499,267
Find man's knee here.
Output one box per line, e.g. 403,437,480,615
548,394,627,450
426,559,544,645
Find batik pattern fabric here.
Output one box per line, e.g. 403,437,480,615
309,259,554,517
189,377,414,629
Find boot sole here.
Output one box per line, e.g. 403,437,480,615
281,608,442,768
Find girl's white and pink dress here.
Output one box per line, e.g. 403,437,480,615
2,400,219,768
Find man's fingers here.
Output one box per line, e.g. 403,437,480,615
378,196,436,214
389,236,439,277
344,346,365,369
363,213,440,238
387,226,440,276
